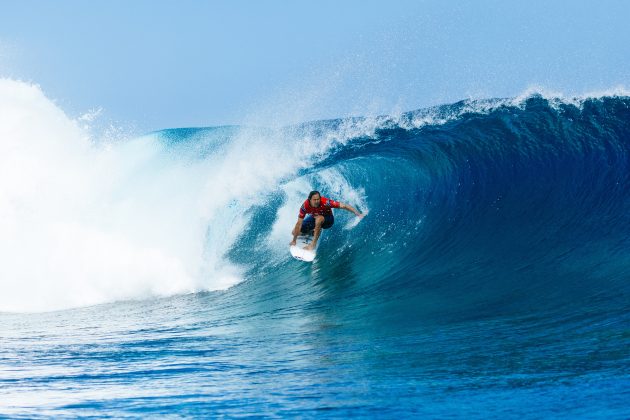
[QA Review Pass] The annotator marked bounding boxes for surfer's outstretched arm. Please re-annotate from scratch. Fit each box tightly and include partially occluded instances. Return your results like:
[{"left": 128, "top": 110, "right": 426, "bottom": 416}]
[
  {"left": 340, "top": 203, "right": 364, "bottom": 218},
  {"left": 290, "top": 217, "right": 304, "bottom": 245}
]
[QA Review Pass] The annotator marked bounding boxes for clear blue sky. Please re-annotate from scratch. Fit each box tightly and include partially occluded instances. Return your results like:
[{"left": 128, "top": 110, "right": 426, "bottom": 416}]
[{"left": 1, "top": 0, "right": 629, "bottom": 131}]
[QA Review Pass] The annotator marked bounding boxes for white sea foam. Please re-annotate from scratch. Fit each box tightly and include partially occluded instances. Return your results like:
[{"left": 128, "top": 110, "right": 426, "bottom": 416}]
[
  {"left": 0, "top": 79, "right": 346, "bottom": 313},
  {"left": 0, "top": 79, "right": 216, "bottom": 312}
]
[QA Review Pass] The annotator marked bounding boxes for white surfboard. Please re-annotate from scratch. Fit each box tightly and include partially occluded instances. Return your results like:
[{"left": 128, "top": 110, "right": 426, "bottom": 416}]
[{"left": 290, "top": 232, "right": 319, "bottom": 262}]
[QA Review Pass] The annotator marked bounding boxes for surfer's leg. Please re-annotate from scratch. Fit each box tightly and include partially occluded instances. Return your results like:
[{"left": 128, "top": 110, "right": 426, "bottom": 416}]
[
  {"left": 321, "top": 214, "right": 334, "bottom": 229},
  {"left": 300, "top": 215, "right": 315, "bottom": 234},
  {"left": 306, "top": 215, "right": 324, "bottom": 250}
]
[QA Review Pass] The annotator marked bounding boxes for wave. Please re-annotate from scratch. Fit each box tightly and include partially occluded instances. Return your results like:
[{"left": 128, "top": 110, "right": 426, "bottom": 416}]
[
  {"left": 240, "top": 93, "right": 630, "bottom": 324},
  {"left": 1, "top": 78, "right": 630, "bottom": 317}
]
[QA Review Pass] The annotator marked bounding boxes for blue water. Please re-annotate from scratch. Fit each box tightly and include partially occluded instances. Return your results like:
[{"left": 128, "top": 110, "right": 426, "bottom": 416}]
[{"left": 1, "top": 94, "right": 630, "bottom": 417}]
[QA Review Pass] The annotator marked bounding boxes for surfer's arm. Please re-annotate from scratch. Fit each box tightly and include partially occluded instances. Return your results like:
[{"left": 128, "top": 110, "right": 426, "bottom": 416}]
[
  {"left": 291, "top": 217, "right": 304, "bottom": 244},
  {"left": 339, "top": 203, "right": 364, "bottom": 218}
]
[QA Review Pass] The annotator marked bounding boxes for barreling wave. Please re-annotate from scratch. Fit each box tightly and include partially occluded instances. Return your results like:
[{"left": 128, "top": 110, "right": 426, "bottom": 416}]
[
  {"left": 1, "top": 77, "right": 630, "bottom": 318},
  {"left": 232, "top": 93, "right": 630, "bottom": 323}
]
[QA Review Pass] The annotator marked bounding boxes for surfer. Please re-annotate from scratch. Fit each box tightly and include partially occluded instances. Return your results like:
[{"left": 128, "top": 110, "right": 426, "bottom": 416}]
[{"left": 290, "top": 191, "right": 364, "bottom": 251}]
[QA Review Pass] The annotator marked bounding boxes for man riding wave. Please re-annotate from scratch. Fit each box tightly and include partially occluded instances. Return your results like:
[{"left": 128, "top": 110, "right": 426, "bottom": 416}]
[{"left": 290, "top": 191, "right": 364, "bottom": 251}]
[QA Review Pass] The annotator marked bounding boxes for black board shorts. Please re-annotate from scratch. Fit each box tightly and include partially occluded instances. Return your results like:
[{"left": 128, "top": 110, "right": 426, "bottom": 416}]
[{"left": 301, "top": 214, "right": 334, "bottom": 233}]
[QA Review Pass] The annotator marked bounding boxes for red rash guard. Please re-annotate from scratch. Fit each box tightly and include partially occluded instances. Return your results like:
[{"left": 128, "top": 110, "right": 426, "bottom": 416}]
[{"left": 299, "top": 197, "right": 340, "bottom": 218}]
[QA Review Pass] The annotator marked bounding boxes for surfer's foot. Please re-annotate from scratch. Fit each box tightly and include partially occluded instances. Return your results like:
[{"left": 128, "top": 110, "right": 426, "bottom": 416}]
[{"left": 304, "top": 244, "right": 314, "bottom": 251}]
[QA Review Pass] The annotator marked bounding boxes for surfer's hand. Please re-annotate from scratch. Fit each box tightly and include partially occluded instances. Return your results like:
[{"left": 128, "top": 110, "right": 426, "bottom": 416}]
[{"left": 357, "top": 213, "right": 365, "bottom": 219}]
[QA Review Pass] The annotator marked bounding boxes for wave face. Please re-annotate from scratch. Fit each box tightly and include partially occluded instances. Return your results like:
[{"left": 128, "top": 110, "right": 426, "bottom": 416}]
[
  {"left": 1, "top": 80, "right": 629, "bottom": 417},
  {"left": 233, "top": 93, "right": 630, "bottom": 324}
]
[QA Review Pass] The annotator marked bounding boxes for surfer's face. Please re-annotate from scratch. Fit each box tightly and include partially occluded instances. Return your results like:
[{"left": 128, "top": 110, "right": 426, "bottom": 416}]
[{"left": 310, "top": 194, "right": 321, "bottom": 207}]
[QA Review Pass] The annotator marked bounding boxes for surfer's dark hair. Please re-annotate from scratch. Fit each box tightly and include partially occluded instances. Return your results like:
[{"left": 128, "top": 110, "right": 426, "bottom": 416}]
[{"left": 308, "top": 191, "right": 321, "bottom": 200}]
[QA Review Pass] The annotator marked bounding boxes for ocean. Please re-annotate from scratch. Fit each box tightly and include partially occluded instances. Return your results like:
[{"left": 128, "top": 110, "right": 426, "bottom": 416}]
[{"left": 1, "top": 79, "right": 629, "bottom": 417}]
